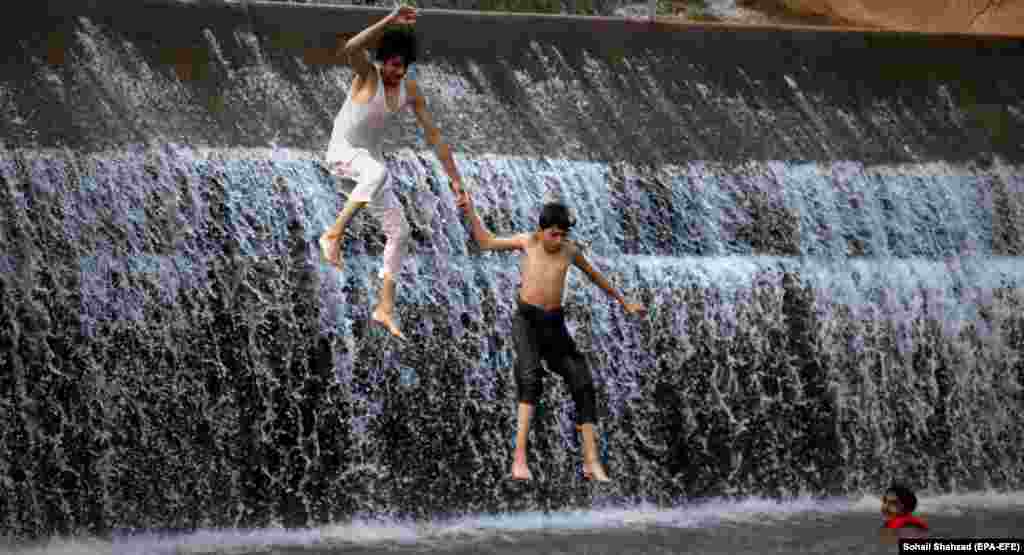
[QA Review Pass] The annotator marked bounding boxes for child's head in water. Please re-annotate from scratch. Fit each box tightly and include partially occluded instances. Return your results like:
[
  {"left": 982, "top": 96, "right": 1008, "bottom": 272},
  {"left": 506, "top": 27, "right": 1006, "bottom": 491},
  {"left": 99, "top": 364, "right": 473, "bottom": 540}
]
[
  {"left": 881, "top": 484, "right": 918, "bottom": 518},
  {"left": 538, "top": 202, "right": 575, "bottom": 254},
  {"left": 880, "top": 484, "right": 929, "bottom": 539}
]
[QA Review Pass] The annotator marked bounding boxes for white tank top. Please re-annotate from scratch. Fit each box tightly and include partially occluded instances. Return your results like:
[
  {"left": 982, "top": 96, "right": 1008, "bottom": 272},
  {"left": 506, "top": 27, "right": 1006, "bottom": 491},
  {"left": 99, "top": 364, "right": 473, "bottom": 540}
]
[{"left": 326, "top": 65, "right": 409, "bottom": 162}]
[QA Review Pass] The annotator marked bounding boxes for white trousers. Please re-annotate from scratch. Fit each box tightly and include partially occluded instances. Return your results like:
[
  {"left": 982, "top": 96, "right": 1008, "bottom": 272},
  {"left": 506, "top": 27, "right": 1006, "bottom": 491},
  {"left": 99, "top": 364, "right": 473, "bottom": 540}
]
[{"left": 326, "top": 146, "right": 410, "bottom": 279}]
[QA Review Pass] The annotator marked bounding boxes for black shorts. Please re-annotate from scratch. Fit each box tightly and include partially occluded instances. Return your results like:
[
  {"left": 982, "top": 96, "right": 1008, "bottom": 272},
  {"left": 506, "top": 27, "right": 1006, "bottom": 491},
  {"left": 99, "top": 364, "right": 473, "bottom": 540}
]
[{"left": 512, "top": 299, "right": 596, "bottom": 424}]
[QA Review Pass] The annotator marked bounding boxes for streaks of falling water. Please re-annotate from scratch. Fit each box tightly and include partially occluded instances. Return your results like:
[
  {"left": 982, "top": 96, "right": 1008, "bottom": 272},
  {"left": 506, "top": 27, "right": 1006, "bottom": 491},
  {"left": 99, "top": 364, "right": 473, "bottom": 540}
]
[{"left": 1, "top": 145, "right": 1022, "bottom": 539}]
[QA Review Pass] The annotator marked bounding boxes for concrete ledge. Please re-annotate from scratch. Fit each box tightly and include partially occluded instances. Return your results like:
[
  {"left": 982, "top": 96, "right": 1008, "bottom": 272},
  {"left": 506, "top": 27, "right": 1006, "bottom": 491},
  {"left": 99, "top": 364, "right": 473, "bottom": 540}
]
[{"left": 3, "top": 0, "right": 1022, "bottom": 162}]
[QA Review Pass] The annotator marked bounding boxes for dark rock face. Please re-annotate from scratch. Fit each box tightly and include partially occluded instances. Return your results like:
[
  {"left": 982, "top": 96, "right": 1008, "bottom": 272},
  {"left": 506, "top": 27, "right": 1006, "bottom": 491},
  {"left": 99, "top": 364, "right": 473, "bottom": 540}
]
[{"left": 1, "top": 0, "right": 1022, "bottom": 540}]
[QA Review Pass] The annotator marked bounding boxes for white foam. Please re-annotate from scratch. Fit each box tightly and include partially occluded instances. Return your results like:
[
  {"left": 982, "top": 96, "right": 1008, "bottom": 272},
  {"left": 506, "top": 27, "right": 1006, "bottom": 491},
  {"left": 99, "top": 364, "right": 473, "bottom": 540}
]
[
  {"left": 319, "top": 518, "right": 421, "bottom": 544},
  {"left": 4, "top": 493, "right": 1023, "bottom": 554},
  {"left": 849, "top": 490, "right": 1024, "bottom": 515},
  {"left": 0, "top": 538, "right": 114, "bottom": 555},
  {"left": 396, "top": 495, "right": 854, "bottom": 543},
  {"left": 112, "top": 528, "right": 320, "bottom": 555}
]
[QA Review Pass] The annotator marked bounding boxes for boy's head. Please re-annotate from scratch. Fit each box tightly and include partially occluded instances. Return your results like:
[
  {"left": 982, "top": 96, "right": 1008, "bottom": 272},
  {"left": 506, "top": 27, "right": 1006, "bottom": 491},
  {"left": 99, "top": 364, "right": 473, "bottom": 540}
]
[
  {"left": 375, "top": 28, "right": 418, "bottom": 86},
  {"left": 538, "top": 202, "right": 575, "bottom": 253},
  {"left": 882, "top": 484, "right": 918, "bottom": 517}
]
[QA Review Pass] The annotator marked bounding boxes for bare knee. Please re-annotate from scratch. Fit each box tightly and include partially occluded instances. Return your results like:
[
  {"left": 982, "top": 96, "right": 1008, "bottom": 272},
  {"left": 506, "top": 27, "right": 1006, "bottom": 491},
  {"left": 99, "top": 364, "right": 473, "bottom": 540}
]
[{"left": 344, "top": 198, "right": 369, "bottom": 211}]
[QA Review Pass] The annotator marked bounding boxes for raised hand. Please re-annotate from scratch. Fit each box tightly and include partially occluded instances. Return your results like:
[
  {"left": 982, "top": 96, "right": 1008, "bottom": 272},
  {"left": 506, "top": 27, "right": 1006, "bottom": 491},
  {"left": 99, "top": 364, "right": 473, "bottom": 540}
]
[
  {"left": 389, "top": 3, "right": 417, "bottom": 25},
  {"left": 623, "top": 301, "right": 646, "bottom": 316}
]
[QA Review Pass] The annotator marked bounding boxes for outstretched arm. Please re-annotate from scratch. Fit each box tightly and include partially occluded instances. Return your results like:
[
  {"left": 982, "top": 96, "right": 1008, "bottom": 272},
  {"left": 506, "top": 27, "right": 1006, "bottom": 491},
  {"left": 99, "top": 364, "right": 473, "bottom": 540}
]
[
  {"left": 341, "top": 5, "right": 416, "bottom": 77},
  {"left": 409, "top": 80, "right": 463, "bottom": 195},
  {"left": 574, "top": 250, "right": 645, "bottom": 314},
  {"left": 457, "top": 193, "right": 526, "bottom": 252}
]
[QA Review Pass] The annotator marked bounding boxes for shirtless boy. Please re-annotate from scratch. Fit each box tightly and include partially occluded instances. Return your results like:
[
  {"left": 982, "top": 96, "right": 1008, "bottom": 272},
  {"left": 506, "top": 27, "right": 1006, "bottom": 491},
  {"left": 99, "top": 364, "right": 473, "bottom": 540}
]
[{"left": 458, "top": 192, "right": 646, "bottom": 481}]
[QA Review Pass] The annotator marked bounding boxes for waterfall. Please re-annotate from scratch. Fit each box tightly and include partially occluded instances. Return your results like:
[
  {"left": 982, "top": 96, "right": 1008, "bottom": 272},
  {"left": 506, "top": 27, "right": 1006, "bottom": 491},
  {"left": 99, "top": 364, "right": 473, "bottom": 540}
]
[{"left": 1, "top": 0, "right": 1022, "bottom": 539}]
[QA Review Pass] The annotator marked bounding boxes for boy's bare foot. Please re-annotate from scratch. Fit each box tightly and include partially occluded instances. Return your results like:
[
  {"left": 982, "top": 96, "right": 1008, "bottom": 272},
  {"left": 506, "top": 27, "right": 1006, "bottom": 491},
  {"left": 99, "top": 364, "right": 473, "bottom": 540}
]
[
  {"left": 582, "top": 461, "right": 611, "bottom": 482},
  {"left": 511, "top": 460, "right": 532, "bottom": 481},
  {"left": 319, "top": 234, "right": 343, "bottom": 269},
  {"left": 371, "top": 307, "right": 406, "bottom": 340}
]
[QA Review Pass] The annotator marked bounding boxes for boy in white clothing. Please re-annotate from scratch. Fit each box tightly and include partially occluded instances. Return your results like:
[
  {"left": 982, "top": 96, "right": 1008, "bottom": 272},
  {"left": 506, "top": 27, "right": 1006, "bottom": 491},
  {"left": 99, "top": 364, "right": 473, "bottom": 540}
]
[{"left": 319, "top": 4, "right": 464, "bottom": 339}]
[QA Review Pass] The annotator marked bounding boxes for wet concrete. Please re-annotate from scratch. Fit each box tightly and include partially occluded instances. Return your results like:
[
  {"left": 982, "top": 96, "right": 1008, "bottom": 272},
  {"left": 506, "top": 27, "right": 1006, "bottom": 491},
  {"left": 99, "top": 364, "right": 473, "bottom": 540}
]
[
  {"left": 1, "top": 0, "right": 1023, "bottom": 541},
  {"left": 3, "top": 0, "right": 1023, "bottom": 163}
]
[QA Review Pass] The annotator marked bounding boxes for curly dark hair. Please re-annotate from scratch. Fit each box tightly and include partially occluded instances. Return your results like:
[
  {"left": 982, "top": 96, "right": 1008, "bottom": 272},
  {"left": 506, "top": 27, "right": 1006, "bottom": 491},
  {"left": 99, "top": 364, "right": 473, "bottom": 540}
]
[{"left": 375, "top": 27, "right": 418, "bottom": 67}]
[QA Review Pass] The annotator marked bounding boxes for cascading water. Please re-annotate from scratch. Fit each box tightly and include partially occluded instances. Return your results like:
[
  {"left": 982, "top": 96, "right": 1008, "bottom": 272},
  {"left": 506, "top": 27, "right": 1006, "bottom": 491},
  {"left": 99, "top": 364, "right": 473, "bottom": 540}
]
[{"left": 1, "top": 0, "right": 1023, "bottom": 543}]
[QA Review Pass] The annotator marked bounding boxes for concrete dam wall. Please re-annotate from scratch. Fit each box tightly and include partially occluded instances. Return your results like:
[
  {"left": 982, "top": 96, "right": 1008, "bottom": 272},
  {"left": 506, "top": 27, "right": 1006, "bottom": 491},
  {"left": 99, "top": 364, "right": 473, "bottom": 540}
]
[{"left": 1, "top": 0, "right": 1023, "bottom": 539}]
